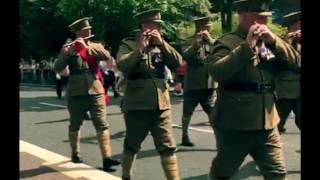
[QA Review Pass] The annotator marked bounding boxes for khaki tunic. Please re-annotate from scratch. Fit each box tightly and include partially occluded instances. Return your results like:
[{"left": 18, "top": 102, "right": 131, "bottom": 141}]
[
  {"left": 208, "top": 28, "right": 300, "bottom": 179},
  {"left": 116, "top": 37, "right": 182, "bottom": 154},
  {"left": 116, "top": 38, "right": 182, "bottom": 111},
  {"left": 275, "top": 42, "right": 301, "bottom": 99},
  {"left": 54, "top": 41, "right": 112, "bottom": 96},
  {"left": 54, "top": 40, "right": 113, "bottom": 132},
  {"left": 182, "top": 37, "right": 217, "bottom": 91},
  {"left": 208, "top": 29, "right": 301, "bottom": 130}
]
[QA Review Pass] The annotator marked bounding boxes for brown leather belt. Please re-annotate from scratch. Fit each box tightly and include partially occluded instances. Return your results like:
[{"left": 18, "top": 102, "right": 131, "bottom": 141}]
[{"left": 222, "top": 82, "right": 274, "bottom": 93}]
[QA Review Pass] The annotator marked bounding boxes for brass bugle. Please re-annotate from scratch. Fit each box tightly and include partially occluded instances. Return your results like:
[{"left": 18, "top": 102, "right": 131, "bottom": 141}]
[
  {"left": 288, "top": 31, "right": 301, "bottom": 38},
  {"left": 253, "top": 30, "right": 260, "bottom": 36},
  {"left": 143, "top": 31, "right": 152, "bottom": 37},
  {"left": 64, "top": 35, "right": 95, "bottom": 47}
]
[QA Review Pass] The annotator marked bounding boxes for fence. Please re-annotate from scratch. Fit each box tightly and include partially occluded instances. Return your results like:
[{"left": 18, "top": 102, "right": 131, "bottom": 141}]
[{"left": 20, "top": 68, "right": 57, "bottom": 85}]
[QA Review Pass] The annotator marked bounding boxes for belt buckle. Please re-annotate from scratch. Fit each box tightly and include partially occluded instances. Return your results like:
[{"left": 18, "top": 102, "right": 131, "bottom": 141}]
[
  {"left": 257, "top": 83, "right": 272, "bottom": 93},
  {"left": 257, "top": 82, "right": 264, "bottom": 93}
]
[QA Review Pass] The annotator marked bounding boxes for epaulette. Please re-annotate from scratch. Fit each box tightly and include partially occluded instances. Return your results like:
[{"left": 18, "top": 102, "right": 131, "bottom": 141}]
[
  {"left": 121, "top": 36, "right": 135, "bottom": 42},
  {"left": 214, "top": 32, "right": 244, "bottom": 51},
  {"left": 182, "top": 37, "right": 194, "bottom": 46},
  {"left": 88, "top": 41, "right": 105, "bottom": 50},
  {"left": 120, "top": 37, "right": 136, "bottom": 50}
]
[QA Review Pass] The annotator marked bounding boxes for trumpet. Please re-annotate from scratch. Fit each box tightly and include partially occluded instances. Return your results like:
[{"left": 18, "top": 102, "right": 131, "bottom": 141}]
[
  {"left": 256, "top": 39, "right": 275, "bottom": 61},
  {"left": 287, "top": 30, "right": 301, "bottom": 38},
  {"left": 253, "top": 30, "right": 260, "bottom": 36},
  {"left": 63, "top": 35, "right": 95, "bottom": 47},
  {"left": 143, "top": 32, "right": 151, "bottom": 36}
]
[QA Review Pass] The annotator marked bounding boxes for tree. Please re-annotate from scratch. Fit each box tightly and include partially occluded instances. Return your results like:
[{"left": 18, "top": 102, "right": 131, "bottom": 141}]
[
  {"left": 20, "top": 0, "right": 70, "bottom": 60},
  {"left": 210, "top": 0, "right": 234, "bottom": 33},
  {"left": 56, "top": 0, "right": 214, "bottom": 54},
  {"left": 25, "top": 0, "right": 291, "bottom": 58}
]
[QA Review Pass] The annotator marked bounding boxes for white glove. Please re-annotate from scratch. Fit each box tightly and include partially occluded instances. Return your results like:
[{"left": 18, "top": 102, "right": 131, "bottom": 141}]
[{"left": 56, "top": 73, "right": 61, "bottom": 80}]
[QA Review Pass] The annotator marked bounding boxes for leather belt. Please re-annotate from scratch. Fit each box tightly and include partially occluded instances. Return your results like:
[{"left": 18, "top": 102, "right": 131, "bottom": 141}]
[
  {"left": 127, "top": 74, "right": 164, "bottom": 80},
  {"left": 222, "top": 82, "right": 274, "bottom": 93},
  {"left": 70, "top": 69, "right": 91, "bottom": 75}
]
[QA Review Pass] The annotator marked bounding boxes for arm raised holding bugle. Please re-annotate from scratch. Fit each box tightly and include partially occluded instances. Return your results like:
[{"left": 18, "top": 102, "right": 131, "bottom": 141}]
[
  {"left": 285, "top": 30, "right": 301, "bottom": 45},
  {"left": 63, "top": 35, "right": 95, "bottom": 47},
  {"left": 55, "top": 35, "right": 94, "bottom": 72},
  {"left": 246, "top": 23, "right": 300, "bottom": 68},
  {"left": 54, "top": 38, "right": 73, "bottom": 73}
]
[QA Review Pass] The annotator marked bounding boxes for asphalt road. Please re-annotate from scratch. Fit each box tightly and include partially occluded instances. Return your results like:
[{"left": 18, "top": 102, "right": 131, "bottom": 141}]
[{"left": 20, "top": 84, "right": 300, "bottom": 180}]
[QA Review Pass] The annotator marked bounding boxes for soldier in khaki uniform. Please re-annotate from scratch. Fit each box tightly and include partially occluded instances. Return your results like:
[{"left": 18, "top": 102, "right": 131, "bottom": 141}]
[
  {"left": 116, "top": 9, "right": 182, "bottom": 180},
  {"left": 180, "top": 17, "right": 217, "bottom": 146},
  {"left": 275, "top": 11, "right": 301, "bottom": 133},
  {"left": 54, "top": 17, "right": 120, "bottom": 171},
  {"left": 207, "top": 0, "right": 301, "bottom": 179}
]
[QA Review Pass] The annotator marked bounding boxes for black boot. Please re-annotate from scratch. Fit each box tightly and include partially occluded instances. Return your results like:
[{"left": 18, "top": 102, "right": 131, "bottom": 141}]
[
  {"left": 278, "top": 125, "right": 286, "bottom": 134},
  {"left": 84, "top": 112, "right": 91, "bottom": 121},
  {"left": 71, "top": 154, "right": 83, "bottom": 163},
  {"left": 69, "top": 131, "right": 83, "bottom": 163},
  {"left": 103, "top": 158, "right": 121, "bottom": 172},
  {"left": 181, "top": 135, "right": 194, "bottom": 147},
  {"left": 114, "top": 91, "right": 120, "bottom": 98},
  {"left": 122, "top": 177, "right": 131, "bottom": 180}
]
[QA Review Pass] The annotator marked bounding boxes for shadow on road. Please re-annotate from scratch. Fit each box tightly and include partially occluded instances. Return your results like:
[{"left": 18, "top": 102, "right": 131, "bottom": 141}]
[
  {"left": 35, "top": 118, "right": 69, "bottom": 124},
  {"left": 190, "top": 122, "right": 211, "bottom": 127},
  {"left": 231, "top": 161, "right": 261, "bottom": 180},
  {"left": 20, "top": 96, "right": 66, "bottom": 112},
  {"left": 20, "top": 85, "right": 55, "bottom": 92},
  {"left": 230, "top": 161, "right": 301, "bottom": 179},
  {"left": 20, "top": 160, "right": 92, "bottom": 179},
  {"left": 182, "top": 174, "right": 208, "bottom": 180},
  {"left": 108, "top": 94, "right": 183, "bottom": 106},
  {"left": 20, "top": 95, "right": 122, "bottom": 112},
  {"left": 110, "top": 147, "right": 217, "bottom": 161},
  {"left": 111, "top": 149, "right": 159, "bottom": 160},
  {"left": 282, "top": 132, "right": 301, "bottom": 135},
  {"left": 108, "top": 112, "right": 123, "bottom": 116},
  {"left": 62, "top": 131, "right": 126, "bottom": 145},
  {"left": 176, "top": 147, "right": 216, "bottom": 153},
  {"left": 20, "top": 166, "right": 57, "bottom": 179},
  {"left": 288, "top": 170, "right": 301, "bottom": 174}
]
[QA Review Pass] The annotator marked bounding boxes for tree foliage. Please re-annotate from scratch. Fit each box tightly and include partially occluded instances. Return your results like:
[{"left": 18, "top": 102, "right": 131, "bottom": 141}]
[
  {"left": 20, "top": 0, "right": 70, "bottom": 60},
  {"left": 20, "top": 0, "right": 291, "bottom": 59},
  {"left": 55, "top": 0, "right": 214, "bottom": 54}
]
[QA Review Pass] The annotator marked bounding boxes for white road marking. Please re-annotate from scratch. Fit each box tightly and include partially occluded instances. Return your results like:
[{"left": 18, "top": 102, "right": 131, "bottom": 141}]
[
  {"left": 31, "top": 107, "right": 41, "bottom": 109},
  {"left": 172, "top": 124, "right": 214, "bottom": 134},
  {"left": 20, "top": 140, "right": 121, "bottom": 180},
  {"left": 40, "top": 102, "right": 67, "bottom": 108},
  {"left": 39, "top": 102, "right": 214, "bottom": 134}
]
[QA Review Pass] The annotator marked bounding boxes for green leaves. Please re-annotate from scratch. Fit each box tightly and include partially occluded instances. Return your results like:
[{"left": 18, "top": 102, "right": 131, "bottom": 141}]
[
  {"left": 267, "top": 18, "right": 288, "bottom": 38},
  {"left": 20, "top": 0, "right": 291, "bottom": 60},
  {"left": 54, "top": 0, "right": 215, "bottom": 52}
]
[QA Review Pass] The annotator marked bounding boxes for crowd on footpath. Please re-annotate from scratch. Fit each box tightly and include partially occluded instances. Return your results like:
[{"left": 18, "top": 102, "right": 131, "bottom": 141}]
[
  {"left": 19, "top": 55, "right": 188, "bottom": 98},
  {"left": 19, "top": 57, "right": 56, "bottom": 84}
]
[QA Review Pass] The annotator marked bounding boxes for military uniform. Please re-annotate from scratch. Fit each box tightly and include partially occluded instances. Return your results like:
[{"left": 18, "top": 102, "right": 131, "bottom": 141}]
[
  {"left": 275, "top": 11, "right": 301, "bottom": 133},
  {"left": 54, "top": 17, "right": 120, "bottom": 171},
  {"left": 116, "top": 9, "right": 182, "bottom": 180},
  {"left": 207, "top": 1, "right": 301, "bottom": 179},
  {"left": 180, "top": 17, "right": 217, "bottom": 146}
]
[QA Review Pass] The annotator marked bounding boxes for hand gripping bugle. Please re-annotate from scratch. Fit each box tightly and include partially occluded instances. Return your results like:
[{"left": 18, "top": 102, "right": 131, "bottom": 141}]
[
  {"left": 287, "top": 30, "right": 301, "bottom": 38},
  {"left": 63, "top": 35, "right": 95, "bottom": 47}
]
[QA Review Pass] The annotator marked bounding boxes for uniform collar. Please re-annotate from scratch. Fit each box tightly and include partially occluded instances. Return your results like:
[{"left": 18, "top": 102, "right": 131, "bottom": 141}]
[{"left": 234, "top": 27, "right": 248, "bottom": 39}]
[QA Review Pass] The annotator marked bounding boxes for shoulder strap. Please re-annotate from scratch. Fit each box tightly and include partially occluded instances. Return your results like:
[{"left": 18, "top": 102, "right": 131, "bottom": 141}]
[{"left": 215, "top": 32, "right": 245, "bottom": 51}]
